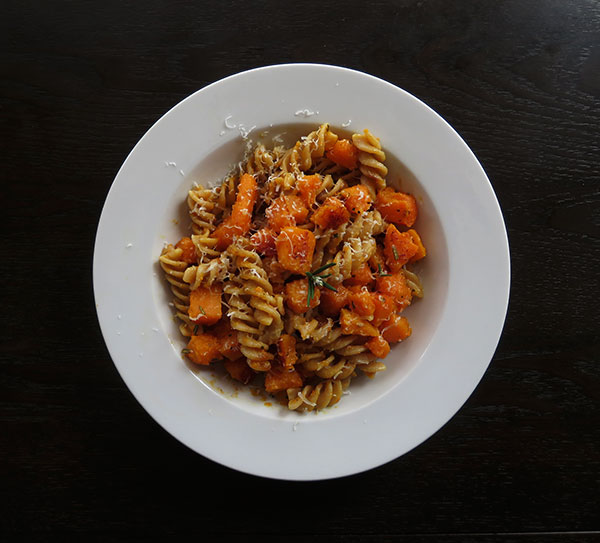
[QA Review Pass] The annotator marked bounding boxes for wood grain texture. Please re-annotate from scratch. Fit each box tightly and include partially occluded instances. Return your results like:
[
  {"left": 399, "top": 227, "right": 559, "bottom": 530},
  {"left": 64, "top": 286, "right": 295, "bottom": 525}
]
[{"left": 1, "top": 0, "right": 598, "bottom": 540}]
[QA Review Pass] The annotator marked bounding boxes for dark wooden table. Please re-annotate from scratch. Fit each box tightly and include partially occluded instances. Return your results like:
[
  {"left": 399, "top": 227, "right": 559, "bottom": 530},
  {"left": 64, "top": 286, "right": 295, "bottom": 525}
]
[{"left": 2, "top": 1, "right": 599, "bottom": 540}]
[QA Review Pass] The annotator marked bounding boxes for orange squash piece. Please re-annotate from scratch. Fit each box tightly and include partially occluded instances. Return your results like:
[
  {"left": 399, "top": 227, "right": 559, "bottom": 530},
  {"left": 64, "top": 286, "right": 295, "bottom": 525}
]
[
  {"left": 371, "top": 293, "right": 395, "bottom": 327},
  {"left": 266, "top": 194, "right": 309, "bottom": 232},
  {"left": 230, "top": 173, "right": 258, "bottom": 228},
  {"left": 311, "top": 197, "right": 350, "bottom": 230},
  {"left": 285, "top": 278, "right": 320, "bottom": 313},
  {"left": 406, "top": 229, "right": 427, "bottom": 262},
  {"left": 384, "top": 224, "right": 418, "bottom": 272},
  {"left": 185, "top": 334, "right": 221, "bottom": 365},
  {"left": 340, "top": 308, "right": 379, "bottom": 337},
  {"left": 297, "top": 174, "right": 322, "bottom": 208},
  {"left": 376, "top": 272, "right": 413, "bottom": 311},
  {"left": 275, "top": 226, "right": 315, "bottom": 274},
  {"left": 375, "top": 187, "right": 418, "bottom": 227},
  {"left": 214, "top": 173, "right": 258, "bottom": 250},
  {"left": 380, "top": 314, "right": 412, "bottom": 343},
  {"left": 210, "top": 320, "right": 241, "bottom": 361},
  {"left": 213, "top": 222, "right": 245, "bottom": 252},
  {"left": 188, "top": 285, "right": 222, "bottom": 325},
  {"left": 265, "top": 365, "right": 303, "bottom": 393},
  {"left": 278, "top": 334, "right": 297, "bottom": 367},
  {"left": 344, "top": 262, "right": 374, "bottom": 287},
  {"left": 224, "top": 358, "right": 255, "bottom": 384},
  {"left": 340, "top": 185, "right": 372, "bottom": 214},
  {"left": 320, "top": 285, "right": 349, "bottom": 316},
  {"left": 326, "top": 139, "right": 359, "bottom": 169},
  {"left": 348, "top": 286, "right": 376, "bottom": 318},
  {"left": 175, "top": 237, "right": 196, "bottom": 264},
  {"left": 250, "top": 228, "right": 277, "bottom": 256},
  {"left": 365, "top": 336, "right": 391, "bottom": 358}
]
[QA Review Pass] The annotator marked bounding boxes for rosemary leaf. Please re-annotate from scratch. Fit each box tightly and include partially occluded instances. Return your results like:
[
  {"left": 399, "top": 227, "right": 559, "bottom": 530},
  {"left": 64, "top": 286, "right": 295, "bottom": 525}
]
[
  {"left": 378, "top": 263, "right": 391, "bottom": 277},
  {"left": 313, "top": 262, "right": 336, "bottom": 275},
  {"left": 321, "top": 281, "right": 338, "bottom": 292},
  {"left": 307, "top": 279, "right": 315, "bottom": 307}
]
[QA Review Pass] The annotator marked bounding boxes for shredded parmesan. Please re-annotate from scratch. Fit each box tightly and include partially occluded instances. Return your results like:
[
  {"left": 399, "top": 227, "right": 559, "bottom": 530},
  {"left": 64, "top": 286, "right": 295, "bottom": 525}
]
[
  {"left": 297, "top": 390, "right": 316, "bottom": 407},
  {"left": 224, "top": 115, "right": 236, "bottom": 129},
  {"left": 238, "top": 124, "right": 256, "bottom": 139},
  {"left": 272, "top": 132, "right": 286, "bottom": 144},
  {"left": 295, "top": 109, "right": 318, "bottom": 117}
]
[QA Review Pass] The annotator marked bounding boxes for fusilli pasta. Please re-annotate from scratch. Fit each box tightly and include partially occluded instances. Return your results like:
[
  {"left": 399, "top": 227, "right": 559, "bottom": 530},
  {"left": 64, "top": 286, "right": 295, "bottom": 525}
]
[{"left": 159, "top": 123, "right": 426, "bottom": 411}]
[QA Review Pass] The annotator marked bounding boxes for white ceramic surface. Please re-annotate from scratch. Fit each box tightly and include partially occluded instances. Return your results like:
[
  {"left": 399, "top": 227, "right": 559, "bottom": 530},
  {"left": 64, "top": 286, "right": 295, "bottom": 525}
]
[{"left": 93, "top": 64, "right": 510, "bottom": 480}]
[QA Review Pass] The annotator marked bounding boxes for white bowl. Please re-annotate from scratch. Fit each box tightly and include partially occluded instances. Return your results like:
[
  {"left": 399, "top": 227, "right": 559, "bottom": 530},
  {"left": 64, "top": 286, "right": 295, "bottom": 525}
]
[{"left": 93, "top": 63, "right": 510, "bottom": 480}]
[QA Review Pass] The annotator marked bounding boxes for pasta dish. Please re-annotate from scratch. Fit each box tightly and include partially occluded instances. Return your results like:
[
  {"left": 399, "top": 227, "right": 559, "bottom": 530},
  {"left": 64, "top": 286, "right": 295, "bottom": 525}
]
[{"left": 159, "top": 123, "right": 426, "bottom": 411}]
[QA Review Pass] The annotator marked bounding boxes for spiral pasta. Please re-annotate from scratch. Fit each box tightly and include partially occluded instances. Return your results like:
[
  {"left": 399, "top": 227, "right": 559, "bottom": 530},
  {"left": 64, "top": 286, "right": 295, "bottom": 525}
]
[
  {"left": 312, "top": 327, "right": 376, "bottom": 366},
  {"left": 159, "top": 123, "right": 426, "bottom": 411},
  {"left": 285, "top": 378, "right": 351, "bottom": 411},
  {"left": 352, "top": 129, "right": 388, "bottom": 199},
  {"left": 159, "top": 244, "right": 193, "bottom": 337},
  {"left": 223, "top": 280, "right": 273, "bottom": 372},
  {"left": 224, "top": 242, "right": 284, "bottom": 371},
  {"left": 282, "top": 123, "right": 339, "bottom": 174},
  {"left": 188, "top": 184, "right": 219, "bottom": 235}
]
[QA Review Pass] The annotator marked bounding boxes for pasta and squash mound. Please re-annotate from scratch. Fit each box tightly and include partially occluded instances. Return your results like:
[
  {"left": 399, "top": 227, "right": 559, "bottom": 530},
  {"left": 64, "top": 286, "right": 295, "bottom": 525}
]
[{"left": 159, "top": 124, "right": 426, "bottom": 412}]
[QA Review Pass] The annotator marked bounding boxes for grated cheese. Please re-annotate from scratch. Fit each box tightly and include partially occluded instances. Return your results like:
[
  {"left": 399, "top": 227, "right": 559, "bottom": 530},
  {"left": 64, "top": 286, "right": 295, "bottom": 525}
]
[
  {"left": 224, "top": 115, "right": 236, "bottom": 129},
  {"left": 297, "top": 390, "right": 316, "bottom": 407},
  {"left": 271, "top": 132, "right": 286, "bottom": 144},
  {"left": 238, "top": 124, "right": 256, "bottom": 139},
  {"left": 295, "top": 109, "right": 319, "bottom": 117}
]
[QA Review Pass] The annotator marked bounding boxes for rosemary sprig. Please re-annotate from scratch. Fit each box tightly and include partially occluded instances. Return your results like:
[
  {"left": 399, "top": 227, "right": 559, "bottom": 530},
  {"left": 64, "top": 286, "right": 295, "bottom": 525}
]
[
  {"left": 305, "top": 262, "right": 337, "bottom": 307},
  {"left": 378, "top": 263, "right": 391, "bottom": 277}
]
